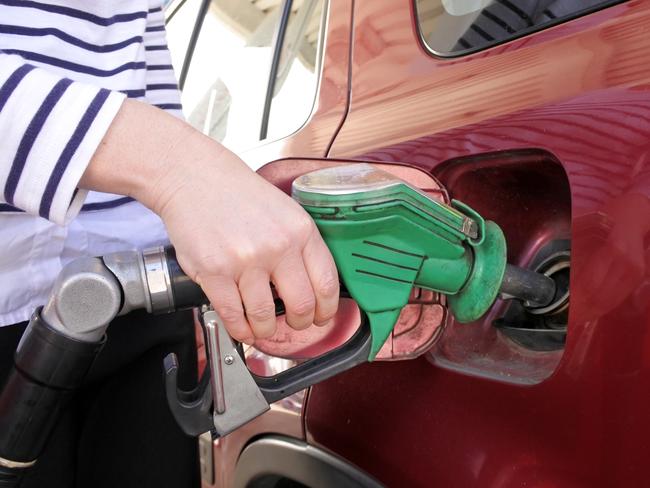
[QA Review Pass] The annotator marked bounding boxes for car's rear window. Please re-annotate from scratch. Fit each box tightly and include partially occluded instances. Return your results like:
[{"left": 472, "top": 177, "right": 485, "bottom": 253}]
[{"left": 415, "top": 0, "right": 626, "bottom": 56}]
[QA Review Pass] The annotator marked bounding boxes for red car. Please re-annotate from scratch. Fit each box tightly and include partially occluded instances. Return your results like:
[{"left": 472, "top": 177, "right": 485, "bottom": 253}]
[{"left": 165, "top": 0, "right": 650, "bottom": 486}]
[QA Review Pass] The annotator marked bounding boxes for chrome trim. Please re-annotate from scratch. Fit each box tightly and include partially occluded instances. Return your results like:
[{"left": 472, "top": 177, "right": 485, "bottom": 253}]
[
  {"left": 198, "top": 432, "right": 214, "bottom": 485},
  {"left": 234, "top": 435, "right": 383, "bottom": 488},
  {"left": 142, "top": 246, "right": 174, "bottom": 314}
]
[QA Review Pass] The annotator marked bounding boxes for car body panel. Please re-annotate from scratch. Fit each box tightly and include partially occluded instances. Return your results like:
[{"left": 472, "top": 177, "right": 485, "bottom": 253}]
[{"left": 304, "top": 1, "right": 650, "bottom": 487}]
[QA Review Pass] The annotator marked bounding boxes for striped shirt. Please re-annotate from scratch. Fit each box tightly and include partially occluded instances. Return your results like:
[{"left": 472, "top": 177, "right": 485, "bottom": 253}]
[{"left": 0, "top": 0, "right": 182, "bottom": 326}]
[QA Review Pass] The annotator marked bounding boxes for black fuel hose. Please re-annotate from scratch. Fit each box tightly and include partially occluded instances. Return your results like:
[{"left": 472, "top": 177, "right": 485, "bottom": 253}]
[{"left": 0, "top": 311, "right": 105, "bottom": 487}]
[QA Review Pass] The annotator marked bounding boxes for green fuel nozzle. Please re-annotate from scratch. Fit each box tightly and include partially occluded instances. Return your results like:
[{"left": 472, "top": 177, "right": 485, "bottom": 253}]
[
  {"left": 293, "top": 164, "right": 550, "bottom": 360},
  {"left": 7, "top": 164, "right": 559, "bottom": 449},
  {"left": 163, "top": 163, "right": 555, "bottom": 435}
]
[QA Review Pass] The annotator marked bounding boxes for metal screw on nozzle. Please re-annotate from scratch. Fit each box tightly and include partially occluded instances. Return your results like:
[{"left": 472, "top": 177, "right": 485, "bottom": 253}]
[{"left": 224, "top": 355, "right": 234, "bottom": 365}]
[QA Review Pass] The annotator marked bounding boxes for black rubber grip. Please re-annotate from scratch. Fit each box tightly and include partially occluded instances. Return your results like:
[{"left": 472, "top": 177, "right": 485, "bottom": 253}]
[
  {"left": 254, "top": 315, "right": 371, "bottom": 404},
  {"left": 164, "top": 246, "right": 207, "bottom": 310}
]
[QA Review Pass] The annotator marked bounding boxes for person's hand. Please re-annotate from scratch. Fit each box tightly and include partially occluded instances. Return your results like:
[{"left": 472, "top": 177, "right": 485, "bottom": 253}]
[
  {"left": 80, "top": 100, "right": 339, "bottom": 344},
  {"left": 148, "top": 144, "right": 340, "bottom": 344}
]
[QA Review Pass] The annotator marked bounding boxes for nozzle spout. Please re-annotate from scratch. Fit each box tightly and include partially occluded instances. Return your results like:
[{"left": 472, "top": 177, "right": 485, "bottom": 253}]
[{"left": 499, "top": 264, "right": 557, "bottom": 308}]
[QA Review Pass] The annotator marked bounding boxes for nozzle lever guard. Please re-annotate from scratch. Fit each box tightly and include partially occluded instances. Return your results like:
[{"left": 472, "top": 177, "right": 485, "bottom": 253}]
[
  {"left": 164, "top": 294, "right": 371, "bottom": 437},
  {"left": 163, "top": 354, "right": 214, "bottom": 436}
]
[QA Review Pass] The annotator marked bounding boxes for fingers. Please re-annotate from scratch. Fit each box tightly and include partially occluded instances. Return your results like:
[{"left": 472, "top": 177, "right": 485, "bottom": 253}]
[
  {"left": 198, "top": 237, "right": 336, "bottom": 341},
  {"left": 200, "top": 275, "right": 255, "bottom": 345},
  {"left": 303, "top": 233, "right": 339, "bottom": 326},
  {"left": 238, "top": 268, "right": 277, "bottom": 339},
  {"left": 272, "top": 254, "right": 316, "bottom": 330}
]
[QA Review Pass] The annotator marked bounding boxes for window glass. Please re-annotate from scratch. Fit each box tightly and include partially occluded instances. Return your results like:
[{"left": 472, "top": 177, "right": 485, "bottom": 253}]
[
  {"left": 181, "top": 1, "right": 282, "bottom": 152},
  {"left": 264, "top": 0, "right": 325, "bottom": 141},
  {"left": 165, "top": 0, "right": 203, "bottom": 75},
  {"left": 179, "top": 0, "right": 326, "bottom": 153},
  {"left": 415, "top": 0, "right": 623, "bottom": 55}
]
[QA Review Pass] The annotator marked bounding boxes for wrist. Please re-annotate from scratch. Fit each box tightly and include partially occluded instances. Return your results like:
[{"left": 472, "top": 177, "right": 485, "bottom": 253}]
[
  {"left": 133, "top": 125, "right": 215, "bottom": 214},
  {"left": 81, "top": 99, "right": 232, "bottom": 215}
]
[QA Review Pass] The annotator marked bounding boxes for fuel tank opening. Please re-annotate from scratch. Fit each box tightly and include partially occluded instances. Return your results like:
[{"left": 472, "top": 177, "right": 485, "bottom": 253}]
[
  {"left": 524, "top": 250, "right": 570, "bottom": 318},
  {"left": 429, "top": 149, "right": 572, "bottom": 382}
]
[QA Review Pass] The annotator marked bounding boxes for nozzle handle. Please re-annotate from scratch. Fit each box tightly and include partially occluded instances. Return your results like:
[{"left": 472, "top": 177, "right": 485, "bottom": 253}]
[{"left": 163, "top": 246, "right": 207, "bottom": 310}]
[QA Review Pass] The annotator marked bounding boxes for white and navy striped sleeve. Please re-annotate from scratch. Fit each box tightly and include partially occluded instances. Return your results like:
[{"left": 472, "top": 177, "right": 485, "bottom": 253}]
[
  {"left": 0, "top": 51, "right": 125, "bottom": 225},
  {"left": 143, "top": 5, "right": 182, "bottom": 117}
]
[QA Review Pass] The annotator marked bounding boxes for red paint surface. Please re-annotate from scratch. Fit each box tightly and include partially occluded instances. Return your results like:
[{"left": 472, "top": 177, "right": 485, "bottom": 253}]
[{"left": 305, "top": 1, "right": 650, "bottom": 487}]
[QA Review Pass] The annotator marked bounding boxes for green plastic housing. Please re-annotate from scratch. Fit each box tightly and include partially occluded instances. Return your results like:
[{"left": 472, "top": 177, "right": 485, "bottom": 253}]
[{"left": 292, "top": 164, "right": 507, "bottom": 360}]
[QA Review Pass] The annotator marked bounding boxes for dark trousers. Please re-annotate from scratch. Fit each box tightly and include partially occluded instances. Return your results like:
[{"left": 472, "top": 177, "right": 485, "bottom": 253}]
[{"left": 0, "top": 309, "right": 200, "bottom": 488}]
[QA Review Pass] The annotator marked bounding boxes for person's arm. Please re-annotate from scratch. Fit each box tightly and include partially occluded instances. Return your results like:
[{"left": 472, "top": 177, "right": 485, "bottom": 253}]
[
  {"left": 81, "top": 99, "right": 340, "bottom": 343},
  {"left": 0, "top": 50, "right": 339, "bottom": 343},
  {"left": 0, "top": 52, "right": 124, "bottom": 222}
]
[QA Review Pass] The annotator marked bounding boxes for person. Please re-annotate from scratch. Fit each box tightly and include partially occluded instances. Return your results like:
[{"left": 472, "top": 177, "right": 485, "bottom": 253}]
[{"left": 0, "top": 1, "right": 339, "bottom": 487}]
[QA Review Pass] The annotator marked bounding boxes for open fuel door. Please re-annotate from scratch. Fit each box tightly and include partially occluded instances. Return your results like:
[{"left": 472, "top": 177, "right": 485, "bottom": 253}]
[{"left": 253, "top": 158, "right": 449, "bottom": 362}]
